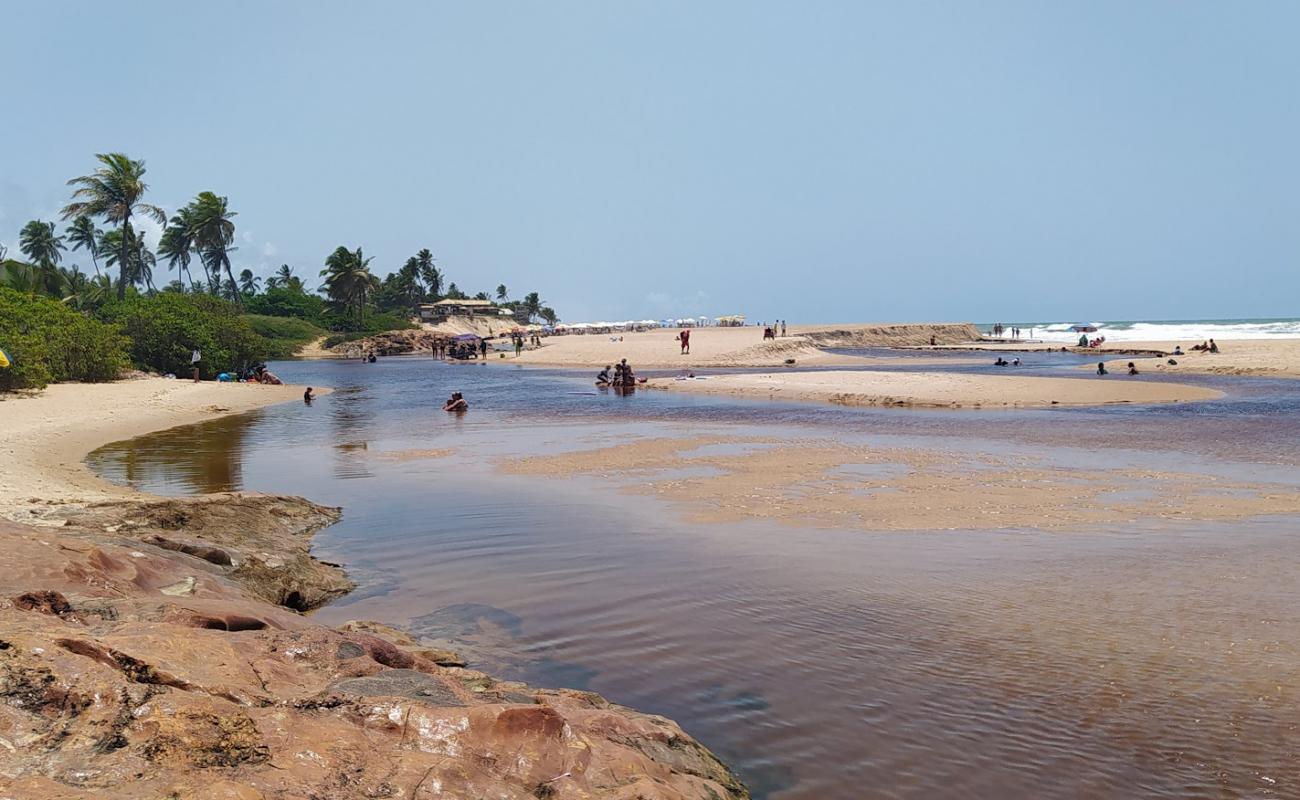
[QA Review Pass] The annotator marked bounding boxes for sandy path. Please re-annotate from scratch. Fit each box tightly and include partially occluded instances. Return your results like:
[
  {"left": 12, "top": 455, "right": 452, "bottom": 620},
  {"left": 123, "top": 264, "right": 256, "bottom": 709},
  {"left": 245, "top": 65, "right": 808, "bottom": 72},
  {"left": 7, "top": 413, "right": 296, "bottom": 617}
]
[
  {"left": 0, "top": 378, "right": 313, "bottom": 518},
  {"left": 645, "top": 369, "right": 1222, "bottom": 408}
]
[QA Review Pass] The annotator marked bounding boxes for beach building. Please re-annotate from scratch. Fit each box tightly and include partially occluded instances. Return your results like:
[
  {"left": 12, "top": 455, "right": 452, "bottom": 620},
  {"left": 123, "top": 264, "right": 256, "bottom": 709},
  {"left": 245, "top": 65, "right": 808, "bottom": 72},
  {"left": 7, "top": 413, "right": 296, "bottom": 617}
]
[{"left": 418, "top": 298, "right": 514, "bottom": 323}]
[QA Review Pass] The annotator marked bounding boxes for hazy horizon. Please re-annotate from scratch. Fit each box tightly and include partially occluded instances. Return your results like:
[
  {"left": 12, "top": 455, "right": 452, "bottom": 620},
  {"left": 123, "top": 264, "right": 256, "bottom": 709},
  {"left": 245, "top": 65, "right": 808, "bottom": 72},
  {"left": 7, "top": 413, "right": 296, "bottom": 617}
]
[{"left": 3, "top": 1, "right": 1297, "bottom": 324}]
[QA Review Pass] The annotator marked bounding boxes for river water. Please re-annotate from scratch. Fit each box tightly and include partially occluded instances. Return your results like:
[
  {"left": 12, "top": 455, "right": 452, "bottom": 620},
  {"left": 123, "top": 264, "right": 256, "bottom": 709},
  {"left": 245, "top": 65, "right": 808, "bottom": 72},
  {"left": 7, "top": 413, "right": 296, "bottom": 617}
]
[{"left": 88, "top": 357, "right": 1300, "bottom": 799}]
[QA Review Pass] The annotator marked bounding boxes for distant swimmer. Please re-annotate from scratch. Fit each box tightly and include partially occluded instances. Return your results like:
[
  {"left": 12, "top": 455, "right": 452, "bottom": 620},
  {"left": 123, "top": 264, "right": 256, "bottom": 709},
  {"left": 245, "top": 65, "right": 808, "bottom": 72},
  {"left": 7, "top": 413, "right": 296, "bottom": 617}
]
[
  {"left": 1097, "top": 362, "right": 1108, "bottom": 375},
  {"left": 443, "top": 391, "right": 468, "bottom": 412},
  {"left": 303, "top": 387, "right": 315, "bottom": 404}
]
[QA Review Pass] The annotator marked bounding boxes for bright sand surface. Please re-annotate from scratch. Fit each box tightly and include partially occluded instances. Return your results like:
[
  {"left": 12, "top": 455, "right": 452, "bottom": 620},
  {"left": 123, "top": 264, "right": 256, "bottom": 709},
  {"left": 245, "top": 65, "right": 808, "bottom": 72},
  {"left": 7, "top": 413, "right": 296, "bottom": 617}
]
[
  {"left": 1098, "top": 338, "right": 1300, "bottom": 379},
  {"left": 644, "top": 369, "right": 1222, "bottom": 409},
  {"left": 0, "top": 378, "right": 312, "bottom": 518},
  {"left": 496, "top": 323, "right": 983, "bottom": 370}
]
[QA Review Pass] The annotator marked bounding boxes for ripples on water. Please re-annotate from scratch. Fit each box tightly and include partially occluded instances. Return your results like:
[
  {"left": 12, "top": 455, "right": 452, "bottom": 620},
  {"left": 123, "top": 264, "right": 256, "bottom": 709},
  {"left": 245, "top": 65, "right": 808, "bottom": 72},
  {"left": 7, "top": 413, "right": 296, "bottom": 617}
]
[{"left": 87, "top": 357, "right": 1300, "bottom": 798}]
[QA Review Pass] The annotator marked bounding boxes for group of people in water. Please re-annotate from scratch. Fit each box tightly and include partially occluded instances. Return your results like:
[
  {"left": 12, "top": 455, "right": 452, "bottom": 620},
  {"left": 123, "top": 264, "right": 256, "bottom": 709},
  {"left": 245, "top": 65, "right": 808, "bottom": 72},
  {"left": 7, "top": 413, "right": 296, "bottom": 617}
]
[
  {"left": 596, "top": 359, "right": 642, "bottom": 389},
  {"left": 430, "top": 338, "right": 488, "bottom": 360},
  {"left": 991, "top": 323, "right": 1029, "bottom": 339}
]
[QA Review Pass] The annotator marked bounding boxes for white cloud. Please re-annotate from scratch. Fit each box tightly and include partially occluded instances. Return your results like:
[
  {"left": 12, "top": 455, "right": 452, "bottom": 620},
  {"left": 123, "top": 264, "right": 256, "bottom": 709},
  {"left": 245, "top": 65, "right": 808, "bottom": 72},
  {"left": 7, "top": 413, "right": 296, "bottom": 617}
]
[{"left": 261, "top": 241, "right": 278, "bottom": 258}]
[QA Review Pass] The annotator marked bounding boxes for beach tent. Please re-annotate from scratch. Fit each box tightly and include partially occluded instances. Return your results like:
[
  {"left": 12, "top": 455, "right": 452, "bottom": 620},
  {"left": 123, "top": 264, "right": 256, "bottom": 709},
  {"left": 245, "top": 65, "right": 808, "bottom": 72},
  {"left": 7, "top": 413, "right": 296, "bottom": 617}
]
[
  {"left": 1069, "top": 325, "right": 1098, "bottom": 333},
  {"left": 0, "top": 347, "right": 10, "bottom": 369}
]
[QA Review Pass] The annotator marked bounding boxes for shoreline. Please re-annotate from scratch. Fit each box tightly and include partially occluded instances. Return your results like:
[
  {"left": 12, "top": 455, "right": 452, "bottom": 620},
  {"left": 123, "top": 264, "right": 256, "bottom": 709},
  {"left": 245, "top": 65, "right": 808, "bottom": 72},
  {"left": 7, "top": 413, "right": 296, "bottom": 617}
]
[
  {"left": 0, "top": 379, "right": 748, "bottom": 799},
  {"left": 644, "top": 369, "right": 1223, "bottom": 409}
]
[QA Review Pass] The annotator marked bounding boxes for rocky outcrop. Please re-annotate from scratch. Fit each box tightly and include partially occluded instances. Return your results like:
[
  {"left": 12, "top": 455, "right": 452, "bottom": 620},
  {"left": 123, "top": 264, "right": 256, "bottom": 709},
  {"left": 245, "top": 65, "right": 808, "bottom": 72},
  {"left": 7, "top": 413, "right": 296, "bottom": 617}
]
[
  {"left": 329, "top": 329, "right": 443, "bottom": 358},
  {"left": 0, "top": 499, "right": 748, "bottom": 799}
]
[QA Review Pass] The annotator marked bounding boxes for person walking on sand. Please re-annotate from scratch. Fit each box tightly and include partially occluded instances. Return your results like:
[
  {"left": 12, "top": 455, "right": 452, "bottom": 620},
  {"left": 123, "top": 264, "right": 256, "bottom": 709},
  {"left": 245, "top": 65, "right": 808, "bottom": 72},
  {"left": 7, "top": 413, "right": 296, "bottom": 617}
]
[
  {"left": 781, "top": 320, "right": 787, "bottom": 337},
  {"left": 680, "top": 328, "right": 691, "bottom": 355},
  {"left": 190, "top": 348, "right": 202, "bottom": 382}
]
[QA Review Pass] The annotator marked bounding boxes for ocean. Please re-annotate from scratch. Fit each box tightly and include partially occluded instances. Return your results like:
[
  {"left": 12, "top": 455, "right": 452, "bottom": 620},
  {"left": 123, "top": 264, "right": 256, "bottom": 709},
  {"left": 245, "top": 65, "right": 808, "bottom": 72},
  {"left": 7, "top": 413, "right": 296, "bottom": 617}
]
[{"left": 983, "top": 317, "right": 1300, "bottom": 342}]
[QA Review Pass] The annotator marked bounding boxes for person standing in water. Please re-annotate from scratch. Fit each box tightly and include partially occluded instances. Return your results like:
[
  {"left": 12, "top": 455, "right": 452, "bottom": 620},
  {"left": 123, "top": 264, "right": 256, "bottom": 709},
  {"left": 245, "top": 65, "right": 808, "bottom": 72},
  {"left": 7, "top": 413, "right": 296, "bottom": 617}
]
[{"left": 303, "top": 387, "right": 316, "bottom": 404}]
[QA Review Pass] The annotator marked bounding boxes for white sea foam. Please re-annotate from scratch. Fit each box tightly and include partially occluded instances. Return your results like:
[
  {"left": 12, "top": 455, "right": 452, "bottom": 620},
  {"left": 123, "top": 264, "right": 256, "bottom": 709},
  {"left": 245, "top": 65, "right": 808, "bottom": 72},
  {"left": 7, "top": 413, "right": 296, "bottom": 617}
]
[{"left": 1001, "top": 319, "right": 1300, "bottom": 343}]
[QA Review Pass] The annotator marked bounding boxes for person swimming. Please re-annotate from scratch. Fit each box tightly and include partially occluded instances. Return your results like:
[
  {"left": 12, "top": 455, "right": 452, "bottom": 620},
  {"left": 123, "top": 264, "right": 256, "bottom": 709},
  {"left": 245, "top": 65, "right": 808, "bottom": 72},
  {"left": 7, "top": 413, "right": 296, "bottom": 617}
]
[
  {"left": 443, "top": 391, "right": 468, "bottom": 412},
  {"left": 1097, "top": 362, "right": 1108, "bottom": 375}
]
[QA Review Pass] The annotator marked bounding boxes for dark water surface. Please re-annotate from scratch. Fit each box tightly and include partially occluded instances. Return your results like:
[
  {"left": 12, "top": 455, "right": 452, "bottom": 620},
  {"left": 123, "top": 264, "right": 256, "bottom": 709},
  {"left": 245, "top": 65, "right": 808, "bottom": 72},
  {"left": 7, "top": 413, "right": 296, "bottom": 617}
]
[{"left": 89, "top": 358, "right": 1300, "bottom": 799}]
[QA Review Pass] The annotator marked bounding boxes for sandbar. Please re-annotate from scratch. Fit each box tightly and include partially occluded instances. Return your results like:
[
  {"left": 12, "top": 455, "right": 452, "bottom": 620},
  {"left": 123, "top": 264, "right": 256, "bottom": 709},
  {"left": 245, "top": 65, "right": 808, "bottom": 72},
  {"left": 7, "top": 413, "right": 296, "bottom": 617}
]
[{"left": 644, "top": 369, "right": 1222, "bottom": 409}]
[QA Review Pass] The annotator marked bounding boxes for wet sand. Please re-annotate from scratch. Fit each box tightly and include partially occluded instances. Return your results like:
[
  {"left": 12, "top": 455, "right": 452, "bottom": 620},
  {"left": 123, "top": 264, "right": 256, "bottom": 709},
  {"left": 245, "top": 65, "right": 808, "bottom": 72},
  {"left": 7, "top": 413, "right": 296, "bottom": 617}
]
[
  {"left": 503, "top": 433, "right": 1300, "bottom": 530},
  {"left": 644, "top": 369, "right": 1222, "bottom": 409}
]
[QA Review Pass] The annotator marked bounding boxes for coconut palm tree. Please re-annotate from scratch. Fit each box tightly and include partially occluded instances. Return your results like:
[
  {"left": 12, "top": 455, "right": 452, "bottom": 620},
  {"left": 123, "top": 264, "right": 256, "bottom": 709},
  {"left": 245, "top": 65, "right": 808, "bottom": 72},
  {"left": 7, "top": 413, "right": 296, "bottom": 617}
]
[
  {"left": 496, "top": 284, "right": 509, "bottom": 302},
  {"left": 238, "top": 268, "right": 261, "bottom": 295},
  {"left": 66, "top": 216, "right": 102, "bottom": 278},
  {"left": 320, "top": 246, "right": 379, "bottom": 326},
  {"left": 101, "top": 228, "right": 157, "bottom": 293},
  {"left": 416, "top": 248, "right": 441, "bottom": 299},
  {"left": 19, "top": 220, "right": 67, "bottom": 296},
  {"left": 61, "top": 153, "right": 166, "bottom": 300},
  {"left": 158, "top": 206, "right": 199, "bottom": 291},
  {"left": 189, "top": 192, "right": 240, "bottom": 305},
  {"left": 522, "top": 291, "right": 543, "bottom": 322},
  {"left": 539, "top": 306, "right": 559, "bottom": 326},
  {"left": 265, "top": 264, "right": 295, "bottom": 290}
]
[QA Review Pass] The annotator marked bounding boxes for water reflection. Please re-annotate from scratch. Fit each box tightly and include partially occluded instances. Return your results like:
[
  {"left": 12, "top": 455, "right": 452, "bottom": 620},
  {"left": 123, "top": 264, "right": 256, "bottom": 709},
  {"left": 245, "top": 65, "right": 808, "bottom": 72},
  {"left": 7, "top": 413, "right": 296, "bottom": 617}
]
[
  {"left": 88, "top": 411, "right": 253, "bottom": 493},
  {"left": 329, "top": 385, "right": 376, "bottom": 480}
]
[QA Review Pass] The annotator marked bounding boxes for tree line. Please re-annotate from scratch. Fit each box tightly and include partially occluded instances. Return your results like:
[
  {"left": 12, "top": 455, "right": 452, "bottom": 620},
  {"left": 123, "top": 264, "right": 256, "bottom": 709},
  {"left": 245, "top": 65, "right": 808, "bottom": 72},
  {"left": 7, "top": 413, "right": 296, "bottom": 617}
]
[{"left": 3, "top": 152, "right": 560, "bottom": 330}]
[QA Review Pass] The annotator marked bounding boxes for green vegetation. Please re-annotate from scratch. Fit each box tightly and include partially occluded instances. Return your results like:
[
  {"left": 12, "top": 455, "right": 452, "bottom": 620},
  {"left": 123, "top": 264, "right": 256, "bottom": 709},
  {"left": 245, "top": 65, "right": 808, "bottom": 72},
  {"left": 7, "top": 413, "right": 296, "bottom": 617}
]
[
  {"left": 100, "top": 293, "right": 266, "bottom": 379},
  {"left": 1, "top": 150, "right": 564, "bottom": 391},
  {"left": 244, "top": 314, "right": 326, "bottom": 359},
  {"left": 0, "top": 288, "right": 128, "bottom": 391}
]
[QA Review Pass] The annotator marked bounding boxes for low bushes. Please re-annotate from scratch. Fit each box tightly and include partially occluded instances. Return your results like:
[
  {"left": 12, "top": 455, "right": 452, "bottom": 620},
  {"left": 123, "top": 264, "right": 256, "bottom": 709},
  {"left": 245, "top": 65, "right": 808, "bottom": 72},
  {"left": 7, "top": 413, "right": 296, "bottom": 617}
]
[
  {"left": 100, "top": 293, "right": 268, "bottom": 379},
  {"left": 245, "top": 314, "right": 325, "bottom": 359},
  {"left": 0, "top": 288, "right": 129, "bottom": 391}
]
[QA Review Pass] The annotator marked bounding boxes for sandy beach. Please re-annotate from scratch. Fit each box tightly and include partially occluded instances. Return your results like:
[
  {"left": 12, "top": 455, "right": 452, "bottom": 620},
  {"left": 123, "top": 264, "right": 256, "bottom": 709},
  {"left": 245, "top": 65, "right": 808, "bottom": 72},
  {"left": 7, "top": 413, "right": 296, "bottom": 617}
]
[
  {"left": 1098, "top": 338, "right": 1300, "bottom": 378},
  {"left": 0, "top": 378, "right": 310, "bottom": 518},
  {"left": 482, "top": 322, "right": 986, "bottom": 369},
  {"left": 644, "top": 369, "right": 1222, "bottom": 408}
]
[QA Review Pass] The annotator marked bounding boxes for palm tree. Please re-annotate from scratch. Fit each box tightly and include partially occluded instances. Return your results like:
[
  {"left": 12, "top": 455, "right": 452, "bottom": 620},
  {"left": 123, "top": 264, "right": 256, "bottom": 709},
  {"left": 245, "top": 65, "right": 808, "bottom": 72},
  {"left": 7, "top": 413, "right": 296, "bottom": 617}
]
[
  {"left": 416, "top": 248, "right": 441, "bottom": 298},
  {"left": 539, "top": 306, "right": 559, "bottom": 326},
  {"left": 66, "top": 216, "right": 102, "bottom": 278},
  {"left": 320, "top": 246, "right": 379, "bottom": 326},
  {"left": 101, "top": 228, "right": 157, "bottom": 293},
  {"left": 61, "top": 153, "right": 165, "bottom": 300},
  {"left": 522, "top": 291, "right": 543, "bottom": 322},
  {"left": 19, "top": 220, "right": 66, "bottom": 296},
  {"left": 265, "top": 263, "right": 296, "bottom": 290},
  {"left": 496, "top": 284, "right": 509, "bottom": 302},
  {"left": 189, "top": 191, "right": 239, "bottom": 305},
  {"left": 238, "top": 268, "right": 260, "bottom": 295},
  {"left": 158, "top": 206, "right": 199, "bottom": 291}
]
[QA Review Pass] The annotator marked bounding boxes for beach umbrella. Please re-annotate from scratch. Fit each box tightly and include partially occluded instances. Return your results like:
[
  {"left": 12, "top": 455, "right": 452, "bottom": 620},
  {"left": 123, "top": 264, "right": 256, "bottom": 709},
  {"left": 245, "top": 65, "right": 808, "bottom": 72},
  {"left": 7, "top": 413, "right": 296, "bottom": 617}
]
[{"left": 0, "top": 347, "right": 10, "bottom": 368}]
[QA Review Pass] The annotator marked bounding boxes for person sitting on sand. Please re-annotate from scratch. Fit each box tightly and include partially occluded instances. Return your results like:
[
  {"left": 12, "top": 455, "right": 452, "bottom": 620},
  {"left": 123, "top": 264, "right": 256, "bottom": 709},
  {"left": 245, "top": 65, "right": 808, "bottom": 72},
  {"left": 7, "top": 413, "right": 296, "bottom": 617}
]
[
  {"left": 1127, "top": 362, "right": 1139, "bottom": 375},
  {"left": 259, "top": 369, "right": 283, "bottom": 385},
  {"left": 596, "top": 365, "right": 612, "bottom": 386},
  {"left": 443, "top": 392, "right": 468, "bottom": 412},
  {"left": 1173, "top": 346, "right": 1184, "bottom": 356},
  {"left": 303, "top": 387, "right": 315, "bottom": 404},
  {"left": 1209, "top": 339, "right": 1219, "bottom": 353},
  {"left": 1097, "top": 362, "right": 1108, "bottom": 375}
]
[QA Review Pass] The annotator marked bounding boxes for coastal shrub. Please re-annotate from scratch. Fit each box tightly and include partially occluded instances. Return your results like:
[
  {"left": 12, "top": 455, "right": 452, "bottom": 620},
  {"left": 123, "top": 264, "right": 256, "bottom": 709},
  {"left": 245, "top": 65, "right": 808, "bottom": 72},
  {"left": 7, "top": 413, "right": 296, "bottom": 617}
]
[
  {"left": 100, "top": 293, "right": 269, "bottom": 378},
  {"left": 244, "top": 287, "right": 328, "bottom": 324},
  {"left": 321, "top": 309, "right": 415, "bottom": 333},
  {"left": 0, "top": 287, "right": 129, "bottom": 391},
  {"left": 245, "top": 314, "right": 325, "bottom": 359}
]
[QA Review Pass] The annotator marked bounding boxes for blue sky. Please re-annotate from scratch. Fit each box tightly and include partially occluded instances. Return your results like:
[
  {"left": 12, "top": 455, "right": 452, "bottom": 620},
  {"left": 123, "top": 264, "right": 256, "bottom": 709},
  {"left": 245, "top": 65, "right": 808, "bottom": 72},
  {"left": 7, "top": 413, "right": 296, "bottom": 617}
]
[{"left": 2, "top": 1, "right": 1296, "bottom": 323}]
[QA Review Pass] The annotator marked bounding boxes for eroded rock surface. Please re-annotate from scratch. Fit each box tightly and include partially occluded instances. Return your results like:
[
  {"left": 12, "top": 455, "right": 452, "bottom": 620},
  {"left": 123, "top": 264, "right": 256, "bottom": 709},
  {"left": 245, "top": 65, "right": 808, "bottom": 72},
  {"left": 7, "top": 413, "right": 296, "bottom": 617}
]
[{"left": 0, "top": 500, "right": 747, "bottom": 799}]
